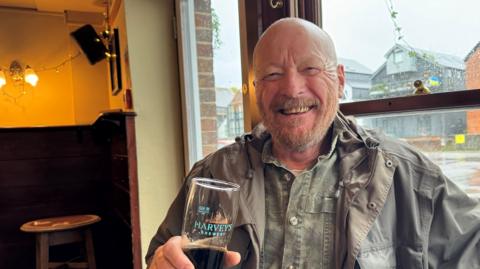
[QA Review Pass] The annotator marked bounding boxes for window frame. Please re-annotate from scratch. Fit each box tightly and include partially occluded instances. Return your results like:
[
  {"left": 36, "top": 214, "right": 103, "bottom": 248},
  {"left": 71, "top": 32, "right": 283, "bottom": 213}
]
[
  {"left": 340, "top": 89, "right": 480, "bottom": 117},
  {"left": 175, "top": 0, "right": 204, "bottom": 172},
  {"left": 176, "top": 0, "right": 479, "bottom": 173}
]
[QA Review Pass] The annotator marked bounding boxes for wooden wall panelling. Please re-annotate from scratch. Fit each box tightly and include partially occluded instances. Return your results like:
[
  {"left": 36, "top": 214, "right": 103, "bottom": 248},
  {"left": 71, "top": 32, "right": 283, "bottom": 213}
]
[{"left": 0, "top": 112, "right": 138, "bottom": 269}]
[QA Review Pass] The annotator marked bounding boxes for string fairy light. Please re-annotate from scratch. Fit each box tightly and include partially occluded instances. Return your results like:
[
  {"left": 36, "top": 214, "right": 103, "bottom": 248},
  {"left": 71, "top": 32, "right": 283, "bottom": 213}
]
[{"left": 0, "top": 51, "right": 83, "bottom": 103}]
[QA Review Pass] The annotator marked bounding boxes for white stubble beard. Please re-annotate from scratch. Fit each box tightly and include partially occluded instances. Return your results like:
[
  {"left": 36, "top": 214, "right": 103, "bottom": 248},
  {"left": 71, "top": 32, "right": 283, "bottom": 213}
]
[{"left": 259, "top": 92, "right": 339, "bottom": 152}]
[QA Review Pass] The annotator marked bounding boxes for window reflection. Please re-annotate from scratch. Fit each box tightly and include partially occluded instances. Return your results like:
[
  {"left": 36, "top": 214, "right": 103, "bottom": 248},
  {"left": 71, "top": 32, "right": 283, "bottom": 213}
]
[{"left": 358, "top": 109, "right": 480, "bottom": 198}]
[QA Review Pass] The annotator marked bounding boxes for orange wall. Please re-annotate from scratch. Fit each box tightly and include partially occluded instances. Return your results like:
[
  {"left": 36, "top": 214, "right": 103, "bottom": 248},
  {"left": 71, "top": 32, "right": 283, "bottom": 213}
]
[
  {"left": 109, "top": 0, "right": 131, "bottom": 110},
  {"left": 0, "top": 7, "right": 129, "bottom": 127},
  {"left": 68, "top": 24, "right": 111, "bottom": 125},
  {"left": 0, "top": 9, "right": 75, "bottom": 127}
]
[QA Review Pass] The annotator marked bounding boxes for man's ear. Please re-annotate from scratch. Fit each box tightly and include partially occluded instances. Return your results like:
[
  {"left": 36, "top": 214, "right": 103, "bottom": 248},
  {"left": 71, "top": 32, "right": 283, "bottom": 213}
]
[{"left": 336, "top": 64, "right": 346, "bottom": 98}]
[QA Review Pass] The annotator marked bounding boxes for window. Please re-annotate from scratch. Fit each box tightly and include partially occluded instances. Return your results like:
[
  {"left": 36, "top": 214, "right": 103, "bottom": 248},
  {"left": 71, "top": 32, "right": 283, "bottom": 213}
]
[
  {"left": 357, "top": 108, "right": 480, "bottom": 198},
  {"left": 326, "top": 0, "right": 480, "bottom": 196},
  {"left": 176, "top": 0, "right": 244, "bottom": 168},
  {"left": 324, "top": 0, "right": 480, "bottom": 102},
  {"left": 393, "top": 49, "right": 403, "bottom": 64}
]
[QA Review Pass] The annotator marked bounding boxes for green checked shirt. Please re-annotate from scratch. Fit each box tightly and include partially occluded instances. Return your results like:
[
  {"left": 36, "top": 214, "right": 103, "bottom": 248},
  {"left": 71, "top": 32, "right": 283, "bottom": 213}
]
[{"left": 261, "top": 123, "right": 341, "bottom": 269}]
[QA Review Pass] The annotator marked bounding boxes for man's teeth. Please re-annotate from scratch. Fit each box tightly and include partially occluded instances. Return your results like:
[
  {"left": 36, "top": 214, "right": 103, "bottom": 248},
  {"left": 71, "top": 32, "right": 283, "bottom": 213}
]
[{"left": 283, "top": 106, "right": 310, "bottom": 114}]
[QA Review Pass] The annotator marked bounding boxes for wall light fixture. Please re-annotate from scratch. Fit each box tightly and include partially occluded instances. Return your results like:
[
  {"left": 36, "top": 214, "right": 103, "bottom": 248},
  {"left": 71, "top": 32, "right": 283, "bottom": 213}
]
[{"left": 0, "top": 60, "right": 39, "bottom": 89}]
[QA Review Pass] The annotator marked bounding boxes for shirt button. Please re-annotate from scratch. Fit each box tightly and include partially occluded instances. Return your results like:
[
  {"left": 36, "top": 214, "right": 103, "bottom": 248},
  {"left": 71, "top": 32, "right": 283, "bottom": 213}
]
[{"left": 289, "top": 216, "right": 299, "bottom": 226}]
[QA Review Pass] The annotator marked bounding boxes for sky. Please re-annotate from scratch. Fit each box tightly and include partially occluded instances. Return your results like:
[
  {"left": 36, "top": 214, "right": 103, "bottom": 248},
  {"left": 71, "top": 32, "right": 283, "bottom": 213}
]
[
  {"left": 323, "top": 0, "right": 480, "bottom": 71},
  {"left": 211, "top": 0, "right": 480, "bottom": 87},
  {"left": 211, "top": 0, "right": 242, "bottom": 89}
]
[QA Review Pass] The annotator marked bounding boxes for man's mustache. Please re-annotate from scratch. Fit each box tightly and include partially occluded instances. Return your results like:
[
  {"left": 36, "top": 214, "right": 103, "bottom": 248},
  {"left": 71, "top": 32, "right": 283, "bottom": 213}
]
[{"left": 270, "top": 97, "right": 320, "bottom": 112}]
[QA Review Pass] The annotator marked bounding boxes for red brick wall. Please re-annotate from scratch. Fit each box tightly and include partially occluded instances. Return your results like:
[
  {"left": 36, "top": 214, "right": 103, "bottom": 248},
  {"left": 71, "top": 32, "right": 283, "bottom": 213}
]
[
  {"left": 465, "top": 49, "right": 480, "bottom": 90},
  {"left": 195, "top": 0, "right": 217, "bottom": 155},
  {"left": 467, "top": 112, "right": 480, "bottom": 134},
  {"left": 465, "top": 49, "right": 480, "bottom": 134}
]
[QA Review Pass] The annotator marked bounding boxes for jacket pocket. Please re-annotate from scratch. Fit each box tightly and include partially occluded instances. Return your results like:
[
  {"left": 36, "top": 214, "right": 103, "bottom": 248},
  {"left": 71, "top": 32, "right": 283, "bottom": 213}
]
[
  {"left": 356, "top": 244, "right": 424, "bottom": 269},
  {"left": 302, "top": 195, "right": 337, "bottom": 269},
  {"left": 357, "top": 245, "right": 397, "bottom": 269},
  {"left": 304, "top": 195, "right": 337, "bottom": 213}
]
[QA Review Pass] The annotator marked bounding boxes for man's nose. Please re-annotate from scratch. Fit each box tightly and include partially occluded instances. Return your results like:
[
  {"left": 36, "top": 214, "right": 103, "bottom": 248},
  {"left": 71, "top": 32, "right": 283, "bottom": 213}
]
[{"left": 282, "top": 70, "right": 306, "bottom": 97}]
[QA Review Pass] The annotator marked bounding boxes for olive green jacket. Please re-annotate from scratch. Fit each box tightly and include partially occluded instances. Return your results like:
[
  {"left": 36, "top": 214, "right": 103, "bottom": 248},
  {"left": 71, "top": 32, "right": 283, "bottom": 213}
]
[{"left": 146, "top": 112, "right": 480, "bottom": 268}]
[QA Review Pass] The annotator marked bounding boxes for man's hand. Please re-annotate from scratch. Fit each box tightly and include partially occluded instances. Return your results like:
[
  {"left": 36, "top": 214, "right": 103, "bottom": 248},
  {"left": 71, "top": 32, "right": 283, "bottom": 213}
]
[{"left": 149, "top": 236, "right": 242, "bottom": 269}]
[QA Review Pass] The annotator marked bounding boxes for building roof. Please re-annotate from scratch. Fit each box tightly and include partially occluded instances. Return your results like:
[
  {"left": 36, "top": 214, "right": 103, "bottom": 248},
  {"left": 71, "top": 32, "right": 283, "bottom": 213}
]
[
  {"left": 338, "top": 57, "right": 372, "bottom": 75},
  {"left": 464, "top": 41, "right": 480, "bottom": 62},
  {"left": 385, "top": 44, "right": 464, "bottom": 70},
  {"left": 346, "top": 81, "right": 371, "bottom": 89},
  {"left": 371, "top": 62, "right": 386, "bottom": 80}
]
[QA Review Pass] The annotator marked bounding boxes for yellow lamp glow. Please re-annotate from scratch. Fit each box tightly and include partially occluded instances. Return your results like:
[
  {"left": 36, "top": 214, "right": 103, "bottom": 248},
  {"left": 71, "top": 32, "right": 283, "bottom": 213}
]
[
  {"left": 24, "top": 65, "right": 39, "bottom": 87},
  {"left": 0, "top": 69, "right": 6, "bottom": 88}
]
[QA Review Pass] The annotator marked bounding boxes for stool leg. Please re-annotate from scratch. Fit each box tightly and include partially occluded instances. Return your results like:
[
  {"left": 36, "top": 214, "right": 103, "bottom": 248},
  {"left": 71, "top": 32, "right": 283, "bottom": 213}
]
[
  {"left": 36, "top": 233, "right": 49, "bottom": 269},
  {"left": 85, "top": 229, "right": 96, "bottom": 269}
]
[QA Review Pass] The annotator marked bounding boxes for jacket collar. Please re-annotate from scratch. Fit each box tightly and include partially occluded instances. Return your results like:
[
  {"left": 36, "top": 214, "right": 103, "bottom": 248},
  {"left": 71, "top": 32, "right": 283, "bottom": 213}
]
[
  {"left": 241, "top": 111, "right": 394, "bottom": 269},
  {"left": 245, "top": 111, "right": 379, "bottom": 155}
]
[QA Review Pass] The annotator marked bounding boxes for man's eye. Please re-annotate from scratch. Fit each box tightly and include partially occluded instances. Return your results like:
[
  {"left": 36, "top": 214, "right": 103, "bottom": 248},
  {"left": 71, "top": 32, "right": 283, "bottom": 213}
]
[
  {"left": 302, "top": 67, "right": 321, "bottom": 75},
  {"left": 263, "top": 72, "right": 282, "bottom": 81}
]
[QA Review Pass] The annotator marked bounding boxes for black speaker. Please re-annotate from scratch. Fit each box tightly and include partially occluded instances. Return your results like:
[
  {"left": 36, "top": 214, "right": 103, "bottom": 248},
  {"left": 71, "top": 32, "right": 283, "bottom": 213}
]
[{"left": 71, "top": 24, "right": 108, "bottom": 65}]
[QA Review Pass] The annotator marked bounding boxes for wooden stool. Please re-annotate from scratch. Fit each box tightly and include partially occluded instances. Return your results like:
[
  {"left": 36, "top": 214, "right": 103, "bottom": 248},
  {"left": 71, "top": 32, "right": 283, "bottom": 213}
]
[{"left": 21, "top": 214, "right": 101, "bottom": 269}]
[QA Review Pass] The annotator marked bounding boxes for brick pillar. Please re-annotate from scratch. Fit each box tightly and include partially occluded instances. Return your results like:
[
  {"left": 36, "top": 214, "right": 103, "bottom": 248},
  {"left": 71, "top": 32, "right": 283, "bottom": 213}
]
[
  {"left": 195, "top": 0, "right": 217, "bottom": 155},
  {"left": 465, "top": 49, "right": 480, "bottom": 134}
]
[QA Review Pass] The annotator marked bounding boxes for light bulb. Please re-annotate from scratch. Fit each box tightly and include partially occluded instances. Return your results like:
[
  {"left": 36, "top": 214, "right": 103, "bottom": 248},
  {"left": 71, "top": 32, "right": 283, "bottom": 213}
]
[
  {"left": 0, "top": 69, "right": 6, "bottom": 88},
  {"left": 24, "top": 65, "right": 39, "bottom": 87}
]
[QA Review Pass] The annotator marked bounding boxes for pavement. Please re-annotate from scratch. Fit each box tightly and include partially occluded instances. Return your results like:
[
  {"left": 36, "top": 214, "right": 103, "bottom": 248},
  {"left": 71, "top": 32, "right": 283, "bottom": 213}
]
[{"left": 424, "top": 151, "right": 480, "bottom": 199}]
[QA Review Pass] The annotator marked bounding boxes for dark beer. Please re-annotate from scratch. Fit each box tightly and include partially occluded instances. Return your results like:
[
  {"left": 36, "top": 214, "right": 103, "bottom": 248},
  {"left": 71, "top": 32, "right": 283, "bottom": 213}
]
[{"left": 183, "top": 245, "right": 226, "bottom": 269}]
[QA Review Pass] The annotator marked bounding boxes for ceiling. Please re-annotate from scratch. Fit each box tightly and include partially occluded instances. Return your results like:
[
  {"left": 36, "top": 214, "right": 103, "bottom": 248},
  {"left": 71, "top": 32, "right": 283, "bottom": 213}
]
[{"left": 0, "top": 0, "right": 105, "bottom": 13}]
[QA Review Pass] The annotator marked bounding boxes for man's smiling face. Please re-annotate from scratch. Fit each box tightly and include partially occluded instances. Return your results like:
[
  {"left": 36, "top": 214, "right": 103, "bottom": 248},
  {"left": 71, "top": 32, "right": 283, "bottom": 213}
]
[{"left": 253, "top": 19, "right": 345, "bottom": 152}]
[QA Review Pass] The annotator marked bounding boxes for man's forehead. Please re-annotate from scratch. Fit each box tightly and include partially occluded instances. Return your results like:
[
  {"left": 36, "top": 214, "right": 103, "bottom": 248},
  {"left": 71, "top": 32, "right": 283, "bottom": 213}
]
[
  {"left": 253, "top": 20, "right": 336, "bottom": 70},
  {"left": 254, "top": 36, "right": 330, "bottom": 72},
  {"left": 256, "top": 50, "right": 326, "bottom": 70}
]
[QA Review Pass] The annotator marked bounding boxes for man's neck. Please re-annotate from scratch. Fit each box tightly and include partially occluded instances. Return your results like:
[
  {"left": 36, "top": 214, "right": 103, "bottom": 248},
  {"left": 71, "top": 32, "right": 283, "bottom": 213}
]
[{"left": 272, "top": 136, "right": 330, "bottom": 171}]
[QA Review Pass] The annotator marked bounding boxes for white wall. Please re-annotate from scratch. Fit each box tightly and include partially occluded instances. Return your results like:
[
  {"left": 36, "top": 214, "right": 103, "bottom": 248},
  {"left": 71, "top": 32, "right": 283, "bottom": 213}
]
[{"left": 123, "top": 0, "right": 185, "bottom": 267}]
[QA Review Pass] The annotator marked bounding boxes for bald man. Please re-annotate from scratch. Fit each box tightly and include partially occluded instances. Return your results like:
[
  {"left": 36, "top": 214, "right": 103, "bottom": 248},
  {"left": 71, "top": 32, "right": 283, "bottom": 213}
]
[{"left": 146, "top": 18, "right": 480, "bottom": 269}]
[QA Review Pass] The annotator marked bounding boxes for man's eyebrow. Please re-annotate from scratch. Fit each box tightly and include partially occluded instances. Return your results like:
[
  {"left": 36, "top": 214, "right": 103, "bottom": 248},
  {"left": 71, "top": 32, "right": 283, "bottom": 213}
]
[
  {"left": 297, "top": 55, "right": 326, "bottom": 65},
  {"left": 257, "top": 63, "right": 283, "bottom": 72}
]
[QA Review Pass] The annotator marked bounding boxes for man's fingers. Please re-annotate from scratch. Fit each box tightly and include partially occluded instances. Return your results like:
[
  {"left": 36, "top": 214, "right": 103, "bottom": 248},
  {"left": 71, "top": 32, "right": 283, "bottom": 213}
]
[
  {"left": 224, "top": 251, "right": 241, "bottom": 268},
  {"left": 162, "top": 237, "right": 194, "bottom": 269},
  {"left": 150, "top": 246, "right": 176, "bottom": 269},
  {"left": 150, "top": 236, "right": 193, "bottom": 269},
  {"left": 150, "top": 255, "right": 176, "bottom": 269},
  {"left": 151, "top": 237, "right": 239, "bottom": 269}
]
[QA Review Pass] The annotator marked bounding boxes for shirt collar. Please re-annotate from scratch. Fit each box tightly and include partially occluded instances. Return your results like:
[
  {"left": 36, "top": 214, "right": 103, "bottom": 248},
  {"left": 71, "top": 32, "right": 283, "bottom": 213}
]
[{"left": 262, "top": 118, "right": 343, "bottom": 168}]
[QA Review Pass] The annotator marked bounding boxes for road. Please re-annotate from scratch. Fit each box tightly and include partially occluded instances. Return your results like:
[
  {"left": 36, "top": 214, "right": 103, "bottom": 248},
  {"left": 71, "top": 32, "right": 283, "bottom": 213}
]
[{"left": 424, "top": 151, "right": 480, "bottom": 199}]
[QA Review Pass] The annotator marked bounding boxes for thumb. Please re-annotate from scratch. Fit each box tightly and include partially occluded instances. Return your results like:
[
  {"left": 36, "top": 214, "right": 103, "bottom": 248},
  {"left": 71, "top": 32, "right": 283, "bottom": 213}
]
[{"left": 224, "top": 250, "right": 241, "bottom": 268}]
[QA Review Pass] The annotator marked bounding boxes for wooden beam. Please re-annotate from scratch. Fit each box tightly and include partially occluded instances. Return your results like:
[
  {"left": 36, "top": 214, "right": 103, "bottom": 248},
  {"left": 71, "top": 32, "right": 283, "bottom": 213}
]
[{"left": 340, "top": 89, "right": 480, "bottom": 116}]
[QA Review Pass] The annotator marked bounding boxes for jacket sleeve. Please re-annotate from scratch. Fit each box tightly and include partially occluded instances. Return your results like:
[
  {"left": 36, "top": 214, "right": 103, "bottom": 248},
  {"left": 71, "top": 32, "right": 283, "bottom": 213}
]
[{"left": 428, "top": 173, "right": 480, "bottom": 268}]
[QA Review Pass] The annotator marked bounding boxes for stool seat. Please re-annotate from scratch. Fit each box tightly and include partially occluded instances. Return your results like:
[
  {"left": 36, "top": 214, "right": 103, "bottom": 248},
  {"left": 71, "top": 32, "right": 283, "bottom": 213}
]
[
  {"left": 21, "top": 214, "right": 101, "bottom": 269},
  {"left": 21, "top": 214, "right": 100, "bottom": 232}
]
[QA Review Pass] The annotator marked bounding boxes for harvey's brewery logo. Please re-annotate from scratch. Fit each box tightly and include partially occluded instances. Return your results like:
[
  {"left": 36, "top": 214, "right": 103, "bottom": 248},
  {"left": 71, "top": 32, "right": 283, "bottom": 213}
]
[{"left": 195, "top": 205, "right": 233, "bottom": 237}]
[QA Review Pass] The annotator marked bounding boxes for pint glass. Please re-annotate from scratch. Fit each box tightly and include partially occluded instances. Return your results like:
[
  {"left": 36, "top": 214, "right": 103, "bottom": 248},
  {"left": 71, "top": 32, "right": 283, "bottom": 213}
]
[{"left": 181, "top": 178, "right": 240, "bottom": 269}]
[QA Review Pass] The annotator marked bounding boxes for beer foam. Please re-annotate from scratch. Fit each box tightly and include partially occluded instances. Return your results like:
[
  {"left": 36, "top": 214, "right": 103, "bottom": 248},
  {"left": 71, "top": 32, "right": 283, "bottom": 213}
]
[{"left": 183, "top": 239, "right": 227, "bottom": 253}]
